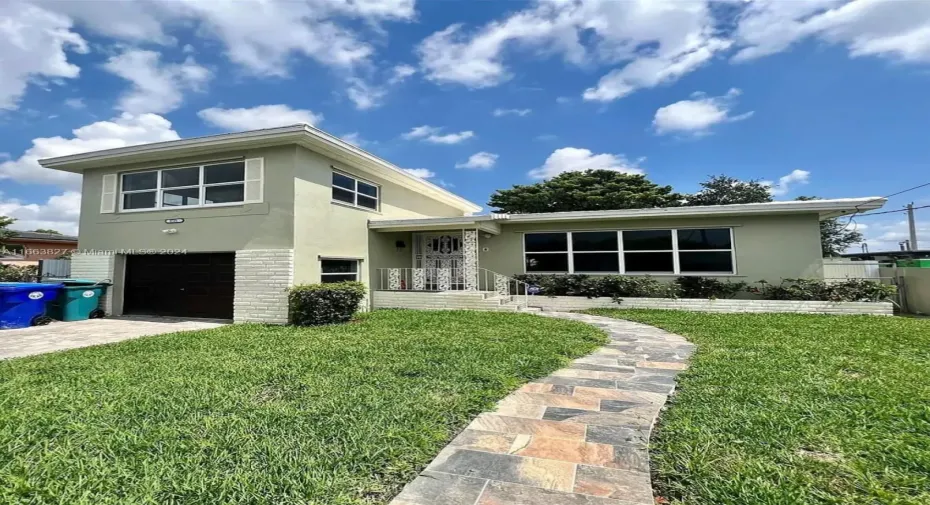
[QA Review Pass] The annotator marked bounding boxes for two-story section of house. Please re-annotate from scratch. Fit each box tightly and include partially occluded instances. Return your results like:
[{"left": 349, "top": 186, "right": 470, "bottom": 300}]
[{"left": 39, "top": 124, "right": 481, "bottom": 323}]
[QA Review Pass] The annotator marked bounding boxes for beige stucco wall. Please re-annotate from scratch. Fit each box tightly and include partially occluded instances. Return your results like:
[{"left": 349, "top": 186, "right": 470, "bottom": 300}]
[
  {"left": 475, "top": 214, "right": 824, "bottom": 283},
  {"left": 291, "top": 146, "right": 467, "bottom": 286},
  {"left": 898, "top": 268, "right": 930, "bottom": 315},
  {"left": 77, "top": 146, "right": 297, "bottom": 252}
]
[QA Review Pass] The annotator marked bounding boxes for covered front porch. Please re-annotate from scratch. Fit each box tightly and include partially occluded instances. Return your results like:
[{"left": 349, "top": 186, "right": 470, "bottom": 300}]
[{"left": 368, "top": 217, "right": 529, "bottom": 305}]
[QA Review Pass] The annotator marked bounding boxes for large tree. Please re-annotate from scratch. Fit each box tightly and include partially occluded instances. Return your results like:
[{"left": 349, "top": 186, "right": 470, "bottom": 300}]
[
  {"left": 0, "top": 216, "right": 15, "bottom": 242},
  {"left": 488, "top": 170, "right": 683, "bottom": 213},
  {"left": 685, "top": 174, "right": 772, "bottom": 206},
  {"left": 796, "top": 196, "right": 864, "bottom": 256}
]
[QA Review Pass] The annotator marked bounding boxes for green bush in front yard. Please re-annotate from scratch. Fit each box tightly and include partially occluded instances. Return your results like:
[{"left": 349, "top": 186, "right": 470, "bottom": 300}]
[
  {"left": 288, "top": 281, "right": 367, "bottom": 325},
  {"left": 751, "top": 277, "right": 896, "bottom": 302}
]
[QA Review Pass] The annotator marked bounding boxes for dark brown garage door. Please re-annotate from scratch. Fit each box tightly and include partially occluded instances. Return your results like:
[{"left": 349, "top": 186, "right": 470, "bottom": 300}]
[{"left": 124, "top": 253, "right": 235, "bottom": 319}]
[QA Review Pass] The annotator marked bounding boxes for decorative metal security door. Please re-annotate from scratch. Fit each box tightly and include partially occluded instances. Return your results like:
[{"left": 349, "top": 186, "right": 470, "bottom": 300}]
[{"left": 415, "top": 233, "right": 464, "bottom": 290}]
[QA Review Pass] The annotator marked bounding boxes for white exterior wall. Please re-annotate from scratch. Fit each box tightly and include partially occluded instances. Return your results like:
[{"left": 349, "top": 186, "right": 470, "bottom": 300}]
[
  {"left": 70, "top": 252, "right": 116, "bottom": 314},
  {"left": 525, "top": 296, "right": 893, "bottom": 315},
  {"left": 234, "top": 249, "right": 294, "bottom": 324},
  {"left": 371, "top": 291, "right": 520, "bottom": 311}
]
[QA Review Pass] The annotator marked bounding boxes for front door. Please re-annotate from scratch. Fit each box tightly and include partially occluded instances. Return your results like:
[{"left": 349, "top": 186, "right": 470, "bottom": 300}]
[{"left": 416, "top": 233, "right": 464, "bottom": 290}]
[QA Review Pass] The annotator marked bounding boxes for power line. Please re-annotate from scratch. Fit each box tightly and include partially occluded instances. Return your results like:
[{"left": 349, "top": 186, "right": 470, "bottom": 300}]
[
  {"left": 838, "top": 181, "right": 930, "bottom": 229},
  {"left": 856, "top": 203, "right": 930, "bottom": 217}
]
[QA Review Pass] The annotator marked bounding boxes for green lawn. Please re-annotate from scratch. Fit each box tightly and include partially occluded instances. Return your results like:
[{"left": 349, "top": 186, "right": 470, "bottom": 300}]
[
  {"left": 0, "top": 310, "right": 604, "bottom": 505},
  {"left": 584, "top": 309, "right": 930, "bottom": 505}
]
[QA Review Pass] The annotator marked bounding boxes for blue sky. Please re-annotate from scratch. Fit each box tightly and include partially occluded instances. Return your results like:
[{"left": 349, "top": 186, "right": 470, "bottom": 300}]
[{"left": 1, "top": 0, "right": 929, "bottom": 251}]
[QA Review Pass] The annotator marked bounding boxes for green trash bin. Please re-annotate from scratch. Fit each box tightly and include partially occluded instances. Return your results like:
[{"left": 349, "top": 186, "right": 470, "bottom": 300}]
[{"left": 47, "top": 279, "right": 111, "bottom": 321}]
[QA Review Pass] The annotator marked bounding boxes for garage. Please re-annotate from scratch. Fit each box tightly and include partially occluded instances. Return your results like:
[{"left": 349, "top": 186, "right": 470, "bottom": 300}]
[{"left": 123, "top": 253, "right": 235, "bottom": 319}]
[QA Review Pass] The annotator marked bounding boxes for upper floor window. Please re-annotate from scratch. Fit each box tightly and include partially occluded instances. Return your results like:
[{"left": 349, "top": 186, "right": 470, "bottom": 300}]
[
  {"left": 332, "top": 171, "right": 379, "bottom": 211},
  {"left": 523, "top": 228, "right": 735, "bottom": 275},
  {"left": 120, "top": 161, "right": 246, "bottom": 211}
]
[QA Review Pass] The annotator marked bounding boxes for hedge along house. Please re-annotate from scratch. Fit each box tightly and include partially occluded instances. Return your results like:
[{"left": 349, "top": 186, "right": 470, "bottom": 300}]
[{"left": 40, "top": 124, "right": 886, "bottom": 322}]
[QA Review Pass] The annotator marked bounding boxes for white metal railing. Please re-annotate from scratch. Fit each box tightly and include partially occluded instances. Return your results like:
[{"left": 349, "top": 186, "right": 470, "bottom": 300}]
[{"left": 376, "top": 267, "right": 530, "bottom": 307}]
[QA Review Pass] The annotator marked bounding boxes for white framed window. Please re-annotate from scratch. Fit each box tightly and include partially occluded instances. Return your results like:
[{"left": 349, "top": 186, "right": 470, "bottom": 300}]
[
  {"left": 332, "top": 171, "right": 379, "bottom": 211},
  {"left": 118, "top": 160, "right": 252, "bottom": 212},
  {"left": 321, "top": 258, "right": 359, "bottom": 283},
  {"left": 523, "top": 228, "right": 735, "bottom": 275}
]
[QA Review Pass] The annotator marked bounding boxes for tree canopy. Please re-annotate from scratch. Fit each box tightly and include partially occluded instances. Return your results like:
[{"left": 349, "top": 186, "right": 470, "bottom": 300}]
[
  {"left": 33, "top": 228, "right": 62, "bottom": 235},
  {"left": 488, "top": 170, "right": 683, "bottom": 213},
  {"left": 684, "top": 175, "right": 772, "bottom": 206}
]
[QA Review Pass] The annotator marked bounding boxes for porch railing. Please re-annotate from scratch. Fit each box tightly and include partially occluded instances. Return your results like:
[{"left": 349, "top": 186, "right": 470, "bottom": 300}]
[{"left": 376, "top": 267, "right": 530, "bottom": 307}]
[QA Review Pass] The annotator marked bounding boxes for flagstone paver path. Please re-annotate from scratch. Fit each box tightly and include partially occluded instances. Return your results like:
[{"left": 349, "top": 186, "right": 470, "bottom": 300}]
[{"left": 390, "top": 311, "right": 694, "bottom": 505}]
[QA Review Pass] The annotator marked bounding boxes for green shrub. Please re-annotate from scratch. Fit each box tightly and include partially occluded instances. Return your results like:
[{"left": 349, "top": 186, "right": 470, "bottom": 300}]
[
  {"left": 514, "top": 274, "right": 679, "bottom": 298},
  {"left": 750, "top": 278, "right": 896, "bottom": 302},
  {"left": 675, "top": 276, "right": 747, "bottom": 299},
  {"left": 0, "top": 264, "right": 38, "bottom": 282},
  {"left": 288, "top": 282, "right": 367, "bottom": 326}
]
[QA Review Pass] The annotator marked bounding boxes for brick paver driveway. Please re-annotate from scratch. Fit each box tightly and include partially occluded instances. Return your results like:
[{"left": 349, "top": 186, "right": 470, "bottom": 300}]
[{"left": 0, "top": 317, "right": 227, "bottom": 360}]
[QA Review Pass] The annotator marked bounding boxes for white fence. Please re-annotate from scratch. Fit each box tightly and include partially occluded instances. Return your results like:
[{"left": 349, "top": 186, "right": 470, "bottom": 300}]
[
  {"left": 39, "top": 258, "right": 71, "bottom": 279},
  {"left": 822, "top": 260, "right": 881, "bottom": 282}
]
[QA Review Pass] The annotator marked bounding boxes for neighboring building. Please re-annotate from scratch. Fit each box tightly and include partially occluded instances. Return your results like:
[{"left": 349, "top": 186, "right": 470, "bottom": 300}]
[
  {"left": 39, "top": 124, "right": 886, "bottom": 323},
  {"left": 840, "top": 250, "right": 930, "bottom": 262},
  {"left": 1, "top": 231, "right": 78, "bottom": 264}
]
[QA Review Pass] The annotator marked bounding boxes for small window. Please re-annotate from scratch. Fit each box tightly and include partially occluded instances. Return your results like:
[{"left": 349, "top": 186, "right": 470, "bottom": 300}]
[
  {"left": 623, "top": 230, "right": 672, "bottom": 251},
  {"left": 321, "top": 259, "right": 359, "bottom": 283},
  {"left": 332, "top": 171, "right": 380, "bottom": 211},
  {"left": 525, "top": 233, "right": 567, "bottom": 252},
  {"left": 677, "top": 228, "right": 734, "bottom": 273}
]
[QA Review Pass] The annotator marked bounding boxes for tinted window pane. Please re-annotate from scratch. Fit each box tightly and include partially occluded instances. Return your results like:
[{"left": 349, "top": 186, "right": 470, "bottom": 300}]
[
  {"left": 679, "top": 251, "right": 734, "bottom": 273},
  {"left": 624, "top": 252, "right": 674, "bottom": 273},
  {"left": 161, "top": 167, "right": 199, "bottom": 188},
  {"left": 525, "top": 253, "right": 569, "bottom": 272},
  {"left": 677, "top": 228, "right": 731, "bottom": 250},
  {"left": 204, "top": 184, "right": 244, "bottom": 204},
  {"left": 123, "top": 191, "right": 156, "bottom": 209},
  {"left": 573, "top": 252, "right": 620, "bottom": 272},
  {"left": 122, "top": 171, "right": 157, "bottom": 191},
  {"left": 357, "top": 181, "right": 378, "bottom": 197},
  {"left": 162, "top": 187, "right": 200, "bottom": 207},
  {"left": 525, "top": 233, "right": 568, "bottom": 252},
  {"left": 333, "top": 187, "right": 354, "bottom": 204},
  {"left": 358, "top": 195, "right": 378, "bottom": 210},
  {"left": 333, "top": 172, "right": 355, "bottom": 190},
  {"left": 204, "top": 162, "right": 245, "bottom": 184},
  {"left": 572, "top": 231, "right": 618, "bottom": 251},
  {"left": 322, "top": 260, "right": 358, "bottom": 273},
  {"left": 321, "top": 274, "right": 357, "bottom": 283},
  {"left": 623, "top": 230, "right": 672, "bottom": 251}
]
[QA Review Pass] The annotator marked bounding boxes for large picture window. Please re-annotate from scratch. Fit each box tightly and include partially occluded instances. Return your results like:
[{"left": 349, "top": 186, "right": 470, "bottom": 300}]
[
  {"left": 321, "top": 259, "right": 359, "bottom": 283},
  {"left": 332, "top": 171, "right": 379, "bottom": 211},
  {"left": 119, "top": 161, "right": 246, "bottom": 211},
  {"left": 523, "top": 228, "right": 735, "bottom": 275}
]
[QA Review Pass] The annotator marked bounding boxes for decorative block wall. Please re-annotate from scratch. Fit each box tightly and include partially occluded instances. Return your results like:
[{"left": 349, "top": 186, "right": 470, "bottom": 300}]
[
  {"left": 525, "top": 296, "right": 894, "bottom": 316},
  {"left": 234, "top": 249, "right": 294, "bottom": 324}
]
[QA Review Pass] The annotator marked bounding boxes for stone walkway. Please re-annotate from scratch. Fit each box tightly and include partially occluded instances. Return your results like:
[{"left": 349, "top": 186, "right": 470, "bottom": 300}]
[
  {"left": 391, "top": 311, "right": 694, "bottom": 505},
  {"left": 0, "top": 316, "right": 227, "bottom": 360}
]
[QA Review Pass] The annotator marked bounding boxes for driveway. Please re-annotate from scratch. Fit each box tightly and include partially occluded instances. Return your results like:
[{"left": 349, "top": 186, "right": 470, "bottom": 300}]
[{"left": 0, "top": 316, "right": 227, "bottom": 360}]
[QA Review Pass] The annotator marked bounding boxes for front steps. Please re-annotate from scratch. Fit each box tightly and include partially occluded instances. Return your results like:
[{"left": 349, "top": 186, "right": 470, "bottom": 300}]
[{"left": 371, "top": 290, "right": 537, "bottom": 312}]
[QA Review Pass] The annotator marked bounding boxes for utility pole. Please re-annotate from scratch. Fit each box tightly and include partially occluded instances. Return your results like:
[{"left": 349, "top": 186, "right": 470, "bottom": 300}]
[{"left": 907, "top": 202, "right": 918, "bottom": 251}]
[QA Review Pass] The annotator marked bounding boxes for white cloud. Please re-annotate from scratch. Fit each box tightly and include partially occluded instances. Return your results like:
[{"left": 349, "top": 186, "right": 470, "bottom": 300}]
[
  {"left": 402, "top": 125, "right": 475, "bottom": 144},
  {"left": 0, "top": 113, "right": 180, "bottom": 189},
  {"left": 389, "top": 64, "right": 417, "bottom": 84},
  {"left": 492, "top": 108, "right": 531, "bottom": 117},
  {"left": 345, "top": 77, "right": 387, "bottom": 110},
  {"left": 529, "top": 147, "right": 645, "bottom": 179},
  {"left": 340, "top": 132, "right": 366, "bottom": 146},
  {"left": 0, "top": 1, "right": 88, "bottom": 110},
  {"left": 63, "top": 97, "right": 85, "bottom": 109},
  {"left": 763, "top": 169, "right": 811, "bottom": 197},
  {"left": 198, "top": 104, "right": 322, "bottom": 131},
  {"left": 653, "top": 88, "right": 754, "bottom": 135},
  {"left": 733, "top": 0, "right": 930, "bottom": 64},
  {"left": 416, "top": 0, "right": 729, "bottom": 101},
  {"left": 103, "top": 49, "right": 211, "bottom": 114},
  {"left": 403, "top": 168, "right": 435, "bottom": 178},
  {"left": 455, "top": 152, "right": 498, "bottom": 170},
  {"left": 0, "top": 191, "right": 81, "bottom": 236}
]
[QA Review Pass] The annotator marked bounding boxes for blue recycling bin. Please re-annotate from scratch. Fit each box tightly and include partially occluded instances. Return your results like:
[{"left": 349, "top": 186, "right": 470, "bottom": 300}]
[{"left": 0, "top": 282, "right": 63, "bottom": 329}]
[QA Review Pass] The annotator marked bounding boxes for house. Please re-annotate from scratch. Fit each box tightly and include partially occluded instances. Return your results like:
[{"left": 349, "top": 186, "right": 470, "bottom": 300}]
[
  {"left": 39, "top": 124, "right": 886, "bottom": 323},
  {"left": 1, "top": 231, "right": 78, "bottom": 265}
]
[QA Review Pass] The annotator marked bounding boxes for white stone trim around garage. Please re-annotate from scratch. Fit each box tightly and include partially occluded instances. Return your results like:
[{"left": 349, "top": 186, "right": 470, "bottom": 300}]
[
  {"left": 234, "top": 249, "right": 294, "bottom": 324},
  {"left": 525, "top": 296, "right": 894, "bottom": 316}
]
